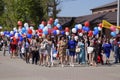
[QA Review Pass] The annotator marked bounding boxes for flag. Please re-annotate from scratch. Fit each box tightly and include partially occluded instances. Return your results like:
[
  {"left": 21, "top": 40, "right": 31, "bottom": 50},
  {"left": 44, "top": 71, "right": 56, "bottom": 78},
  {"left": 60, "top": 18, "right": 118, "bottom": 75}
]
[{"left": 102, "top": 20, "right": 120, "bottom": 29}]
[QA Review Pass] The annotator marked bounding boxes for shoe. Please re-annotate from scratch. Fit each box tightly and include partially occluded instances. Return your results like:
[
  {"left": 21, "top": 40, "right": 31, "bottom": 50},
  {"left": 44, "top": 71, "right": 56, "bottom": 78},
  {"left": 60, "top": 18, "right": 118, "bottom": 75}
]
[
  {"left": 71, "top": 64, "right": 74, "bottom": 67},
  {"left": 61, "top": 64, "right": 64, "bottom": 67}
]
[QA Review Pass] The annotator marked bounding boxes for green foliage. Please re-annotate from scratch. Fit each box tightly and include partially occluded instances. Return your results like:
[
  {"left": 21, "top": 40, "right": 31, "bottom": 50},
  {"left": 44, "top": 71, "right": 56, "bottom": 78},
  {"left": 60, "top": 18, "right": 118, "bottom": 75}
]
[{"left": 0, "top": 0, "right": 62, "bottom": 30}]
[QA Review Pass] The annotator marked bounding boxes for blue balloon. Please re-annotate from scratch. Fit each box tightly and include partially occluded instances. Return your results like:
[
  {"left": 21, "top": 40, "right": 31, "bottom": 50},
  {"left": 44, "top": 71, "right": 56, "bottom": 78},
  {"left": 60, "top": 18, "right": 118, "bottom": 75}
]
[
  {"left": 75, "top": 24, "right": 78, "bottom": 30},
  {"left": 43, "top": 30, "right": 48, "bottom": 35},
  {"left": 27, "top": 34, "right": 32, "bottom": 38},
  {"left": 10, "top": 34, "right": 14, "bottom": 37},
  {"left": 4, "top": 31, "right": 7, "bottom": 35},
  {"left": 61, "top": 31, "right": 65, "bottom": 35},
  {"left": 18, "top": 33, "right": 21, "bottom": 37},
  {"left": 59, "top": 26, "right": 62, "bottom": 30},
  {"left": 39, "top": 24, "right": 44, "bottom": 29},
  {"left": 22, "top": 27, "right": 26, "bottom": 33},
  {"left": 19, "top": 36, "right": 23, "bottom": 42},
  {"left": 82, "top": 26, "right": 86, "bottom": 31},
  {"left": 111, "top": 32, "right": 116, "bottom": 37},
  {"left": 93, "top": 30, "right": 99, "bottom": 35},
  {"left": 52, "top": 30, "right": 57, "bottom": 35},
  {"left": 85, "top": 27, "right": 90, "bottom": 32},
  {"left": 54, "top": 21, "right": 58, "bottom": 26}
]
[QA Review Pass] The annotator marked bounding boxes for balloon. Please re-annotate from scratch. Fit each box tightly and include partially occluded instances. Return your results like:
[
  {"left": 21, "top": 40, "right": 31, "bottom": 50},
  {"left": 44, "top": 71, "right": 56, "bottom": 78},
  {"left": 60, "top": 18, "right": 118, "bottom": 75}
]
[
  {"left": 59, "top": 26, "right": 62, "bottom": 30},
  {"left": 98, "top": 27, "right": 102, "bottom": 31},
  {"left": 61, "top": 31, "right": 65, "bottom": 35},
  {"left": 39, "top": 24, "right": 44, "bottom": 29},
  {"left": 72, "top": 28, "right": 77, "bottom": 33},
  {"left": 56, "top": 30, "right": 60, "bottom": 35},
  {"left": 111, "top": 32, "right": 116, "bottom": 37},
  {"left": 116, "top": 28, "right": 119, "bottom": 34},
  {"left": 0, "top": 31, "right": 4, "bottom": 35},
  {"left": 0, "top": 26, "right": 2, "bottom": 29},
  {"left": 30, "top": 26, "right": 34, "bottom": 30},
  {"left": 65, "top": 32, "right": 69, "bottom": 36},
  {"left": 54, "top": 26, "right": 58, "bottom": 30},
  {"left": 24, "top": 23, "right": 29, "bottom": 27},
  {"left": 75, "top": 24, "right": 79, "bottom": 30},
  {"left": 94, "top": 27, "right": 98, "bottom": 31},
  {"left": 22, "top": 27, "right": 26, "bottom": 33},
  {"left": 98, "top": 23, "right": 102, "bottom": 28},
  {"left": 15, "top": 33, "right": 18, "bottom": 39},
  {"left": 93, "top": 31, "right": 98, "bottom": 36},
  {"left": 65, "top": 27, "right": 70, "bottom": 32},
  {"left": 84, "top": 21, "right": 90, "bottom": 27},
  {"left": 17, "top": 21, "right": 22, "bottom": 26},
  {"left": 41, "top": 21, "right": 46, "bottom": 26},
  {"left": 39, "top": 33, "right": 42, "bottom": 36},
  {"left": 27, "top": 34, "right": 32, "bottom": 38},
  {"left": 56, "top": 24, "right": 61, "bottom": 28},
  {"left": 55, "top": 19, "right": 59, "bottom": 23},
  {"left": 47, "top": 24, "right": 52, "bottom": 28},
  {"left": 88, "top": 30, "right": 93, "bottom": 37},
  {"left": 77, "top": 24, "right": 82, "bottom": 29},
  {"left": 54, "top": 21, "right": 58, "bottom": 26},
  {"left": 74, "top": 36, "right": 78, "bottom": 41},
  {"left": 13, "top": 27, "right": 17, "bottom": 31},
  {"left": 85, "top": 27, "right": 90, "bottom": 32},
  {"left": 110, "top": 26, "right": 116, "bottom": 31},
  {"left": 27, "top": 28, "right": 32, "bottom": 34},
  {"left": 52, "top": 30, "right": 57, "bottom": 35},
  {"left": 38, "top": 29, "right": 43, "bottom": 33},
  {"left": 10, "top": 31, "right": 14, "bottom": 34},
  {"left": 19, "top": 36, "right": 23, "bottom": 42},
  {"left": 78, "top": 33, "right": 83, "bottom": 36},
  {"left": 48, "top": 28, "right": 53, "bottom": 34},
  {"left": 78, "top": 29, "right": 82, "bottom": 33},
  {"left": 43, "top": 30, "right": 48, "bottom": 35},
  {"left": 32, "top": 30, "right": 36, "bottom": 35}
]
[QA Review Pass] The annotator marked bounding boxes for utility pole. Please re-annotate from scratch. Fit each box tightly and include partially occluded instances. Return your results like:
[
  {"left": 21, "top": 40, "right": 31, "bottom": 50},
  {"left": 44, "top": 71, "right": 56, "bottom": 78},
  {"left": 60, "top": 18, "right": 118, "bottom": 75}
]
[{"left": 117, "top": 0, "right": 120, "bottom": 27}]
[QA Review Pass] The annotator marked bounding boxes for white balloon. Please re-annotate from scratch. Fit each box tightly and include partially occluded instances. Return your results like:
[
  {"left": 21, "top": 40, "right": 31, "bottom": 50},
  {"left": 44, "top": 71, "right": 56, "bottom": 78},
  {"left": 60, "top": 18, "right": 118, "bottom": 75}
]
[
  {"left": 15, "top": 33, "right": 18, "bottom": 39},
  {"left": 13, "top": 27, "right": 17, "bottom": 31},
  {"left": 32, "top": 30, "right": 36, "bottom": 35},
  {"left": 24, "top": 23, "right": 29, "bottom": 27},
  {"left": 0, "top": 32, "right": 4, "bottom": 35},
  {"left": 56, "top": 24, "right": 61, "bottom": 28},
  {"left": 44, "top": 26, "right": 48, "bottom": 31},
  {"left": 79, "top": 33, "right": 83, "bottom": 36},
  {"left": 116, "top": 28, "right": 119, "bottom": 34},
  {"left": 72, "top": 28, "right": 77, "bottom": 33},
  {"left": 47, "top": 24, "right": 52, "bottom": 28},
  {"left": 10, "top": 31, "right": 14, "bottom": 34},
  {"left": 98, "top": 27, "right": 102, "bottom": 31},
  {"left": 0, "top": 26, "right": 2, "bottom": 29},
  {"left": 30, "top": 26, "right": 34, "bottom": 30},
  {"left": 56, "top": 30, "right": 60, "bottom": 35},
  {"left": 74, "top": 36, "right": 78, "bottom": 41},
  {"left": 77, "top": 24, "right": 82, "bottom": 29},
  {"left": 65, "top": 32, "right": 69, "bottom": 36},
  {"left": 55, "top": 19, "right": 59, "bottom": 22}
]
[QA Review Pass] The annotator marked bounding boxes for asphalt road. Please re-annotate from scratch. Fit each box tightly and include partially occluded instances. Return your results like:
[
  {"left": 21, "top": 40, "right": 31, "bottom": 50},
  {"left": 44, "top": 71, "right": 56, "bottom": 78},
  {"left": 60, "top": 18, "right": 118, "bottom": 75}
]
[{"left": 0, "top": 51, "right": 120, "bottom": 80}]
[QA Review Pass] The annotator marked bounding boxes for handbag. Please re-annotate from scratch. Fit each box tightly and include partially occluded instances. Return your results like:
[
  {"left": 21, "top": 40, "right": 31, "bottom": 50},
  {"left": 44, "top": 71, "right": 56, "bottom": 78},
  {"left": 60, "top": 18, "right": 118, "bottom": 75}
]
[{"left": 76, "top": 48, "right": 81, "bottom": 53}]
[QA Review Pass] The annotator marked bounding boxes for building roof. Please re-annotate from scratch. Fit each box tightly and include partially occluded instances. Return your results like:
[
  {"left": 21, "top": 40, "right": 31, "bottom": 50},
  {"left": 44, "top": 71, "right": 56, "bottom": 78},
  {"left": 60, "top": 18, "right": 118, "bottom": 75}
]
[
  {"left": 75, "top": 11, "right": 117, "bottom": 24},
  {"left": 91, "top": 1, "right": 117, "bottom": 10}
]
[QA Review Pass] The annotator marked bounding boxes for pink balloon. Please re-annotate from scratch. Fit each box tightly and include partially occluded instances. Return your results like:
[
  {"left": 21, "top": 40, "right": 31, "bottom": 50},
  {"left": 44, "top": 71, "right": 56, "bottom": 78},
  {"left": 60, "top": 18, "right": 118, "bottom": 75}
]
[{"left": 110, "top": 26, "right": 116, "bottom": 31}]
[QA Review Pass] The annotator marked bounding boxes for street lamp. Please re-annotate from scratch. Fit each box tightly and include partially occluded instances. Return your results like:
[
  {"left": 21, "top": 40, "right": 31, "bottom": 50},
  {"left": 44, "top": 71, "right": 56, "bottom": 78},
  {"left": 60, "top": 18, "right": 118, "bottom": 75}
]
[{"left": 117, "top": 0, "right": 120, "bottom": 27}]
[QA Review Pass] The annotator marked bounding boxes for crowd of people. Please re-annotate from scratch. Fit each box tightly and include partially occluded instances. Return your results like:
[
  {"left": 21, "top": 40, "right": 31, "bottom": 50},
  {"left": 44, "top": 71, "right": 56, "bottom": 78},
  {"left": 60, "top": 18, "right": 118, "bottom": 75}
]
[{"left": 0, "top": 33, "right": 120, "bottom": 67}]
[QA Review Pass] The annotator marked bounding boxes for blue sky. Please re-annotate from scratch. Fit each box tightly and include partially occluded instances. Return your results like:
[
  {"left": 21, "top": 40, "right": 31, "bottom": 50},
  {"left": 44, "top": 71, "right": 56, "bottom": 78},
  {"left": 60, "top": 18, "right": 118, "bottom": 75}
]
[{"left": 58, "top": 0, "right": 116, "bottom": 17}]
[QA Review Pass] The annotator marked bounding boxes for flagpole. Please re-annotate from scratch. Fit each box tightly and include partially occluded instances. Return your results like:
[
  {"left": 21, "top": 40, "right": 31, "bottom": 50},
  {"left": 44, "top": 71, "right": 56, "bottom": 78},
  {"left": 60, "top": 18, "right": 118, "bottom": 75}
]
[{"left": 117, "top": 0, "right": 120, "bottom": 27}]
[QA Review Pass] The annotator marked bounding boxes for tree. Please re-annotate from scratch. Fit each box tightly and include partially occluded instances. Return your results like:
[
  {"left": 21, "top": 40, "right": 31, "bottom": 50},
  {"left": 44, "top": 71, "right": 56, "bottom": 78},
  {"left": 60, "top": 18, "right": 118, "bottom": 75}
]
[
  {"left": 47, "top": 0, "right": 62, "bottom": 19},
  {"left": 0, "top": 0, "right": 4, "bottom": 16}
]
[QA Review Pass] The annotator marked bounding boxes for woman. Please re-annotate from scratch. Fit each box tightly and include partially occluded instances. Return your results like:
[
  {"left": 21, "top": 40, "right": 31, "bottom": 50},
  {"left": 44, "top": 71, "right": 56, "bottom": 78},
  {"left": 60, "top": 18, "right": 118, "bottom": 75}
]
[
  {"left": 103, "top": 40, "right": 112, "bottom": 64},
  {"left": 77, "top": 39, "right": 85, "bottom": 64},
  {"left": 58, "top": 36, "right": 67, "bottom": 67},
  {"left": 87, "top": 39, "right": 94, "bottom": 66},
  {"left": 68, "top": 35, "right": 77, "bottom": 67}
]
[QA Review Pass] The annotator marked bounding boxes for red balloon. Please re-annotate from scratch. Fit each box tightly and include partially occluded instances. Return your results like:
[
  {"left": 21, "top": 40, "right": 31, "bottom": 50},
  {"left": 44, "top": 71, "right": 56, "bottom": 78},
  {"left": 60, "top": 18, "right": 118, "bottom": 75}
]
[
  {"left": 41, "top": 21, "right": 46, "bottom": 26},
  {"left": 36, "top": 30, "right": 39, "bottom": 33},
  {"left": 84, "top": 21, "right": 90, "bottom": 27},
  {"left": 98, "top": 23, "right": 102, "bottom": 28},
  {"left": 17, "top": 21, "right": 22, "bottom": 26},
  {"left": 38, "top": 29, "right": 43, "bottom": 33},
  {"left": 47, "top": 20, "right": 52, "bottom": 24},
  {"left": 88, "top": 30, "right": 93, "bottom": 37},
  {"left": 78, "top": 29, "right": 82, "bottom": 33},
  {"left": 65, "top": 27, "right": 70, "bottom": 32},
  {"left": 54, "top": 26, "right": 58, "bottom": 30},
  {"left": 48, "top": 28, "right": 53, "bottom": 34},
  {"left": 39, "top": 33, "right": 42, "bottom": 36},
  {"left": 28, "top": 28, "right": 32, "bottom": 34}
]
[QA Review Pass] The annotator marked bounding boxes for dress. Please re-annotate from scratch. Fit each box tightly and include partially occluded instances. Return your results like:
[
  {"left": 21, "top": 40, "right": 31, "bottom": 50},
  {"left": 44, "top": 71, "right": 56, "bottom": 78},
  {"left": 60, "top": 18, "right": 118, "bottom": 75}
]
[
  {"left": 59, "top": 40, "right": 66, "bottom": 57},
  {"left": 77, "top": 42, "right": 85, "bottom": 63},
  {"left": 103, "top": 43, "right": 112, "bottom": 58},
  {"left": 68, "top": 40, "right": 76, "bottom": 56}
]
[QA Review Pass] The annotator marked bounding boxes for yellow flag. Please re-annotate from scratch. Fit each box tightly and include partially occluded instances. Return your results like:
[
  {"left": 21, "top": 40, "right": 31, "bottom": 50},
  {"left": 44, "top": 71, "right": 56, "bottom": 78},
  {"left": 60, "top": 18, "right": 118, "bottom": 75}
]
[
  {"left": 102, "top": 20, "right": 113, "bottom": 29},
  {"left": 102, "top": 20, "right": 120, "bottom": 29}
]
